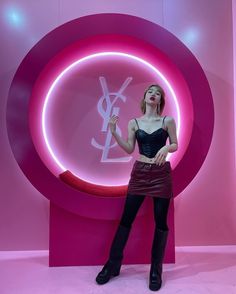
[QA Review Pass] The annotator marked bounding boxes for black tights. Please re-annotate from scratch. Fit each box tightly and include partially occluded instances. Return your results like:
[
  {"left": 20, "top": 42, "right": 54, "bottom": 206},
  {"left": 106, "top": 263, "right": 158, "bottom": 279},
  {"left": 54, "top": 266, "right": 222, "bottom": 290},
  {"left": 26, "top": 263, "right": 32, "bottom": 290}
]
[{"left": 120, "top": 194, "right": 170, "bottom": 231}]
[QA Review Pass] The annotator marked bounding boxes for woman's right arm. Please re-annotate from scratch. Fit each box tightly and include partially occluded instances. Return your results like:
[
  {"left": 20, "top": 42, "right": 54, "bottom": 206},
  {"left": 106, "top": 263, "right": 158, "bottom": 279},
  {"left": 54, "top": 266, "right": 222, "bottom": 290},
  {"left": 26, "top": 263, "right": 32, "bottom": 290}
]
[{"left": 109, "top": 115, "right": 136, "bottom": 154}]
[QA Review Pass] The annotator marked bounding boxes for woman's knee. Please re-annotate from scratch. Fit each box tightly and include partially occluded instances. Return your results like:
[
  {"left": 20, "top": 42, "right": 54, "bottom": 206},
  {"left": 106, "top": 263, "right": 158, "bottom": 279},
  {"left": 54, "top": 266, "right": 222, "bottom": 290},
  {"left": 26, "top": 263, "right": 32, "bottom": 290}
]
[
  {"left": 120, "top": 219, "right": 132, "bottom": 228},
  {"left": 155, "top": 222, "right": 169, "bottom": 231},
  {"left": 119, "top": 194, "right": 145, "bottom": 228}
]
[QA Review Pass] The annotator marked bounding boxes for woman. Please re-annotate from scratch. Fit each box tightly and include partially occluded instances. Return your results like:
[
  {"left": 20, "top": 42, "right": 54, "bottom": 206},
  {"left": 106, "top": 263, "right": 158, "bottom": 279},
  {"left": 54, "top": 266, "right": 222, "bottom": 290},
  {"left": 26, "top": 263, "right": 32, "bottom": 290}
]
[{"left": 95, "top": 84, "right": 178, "bottom": 291}]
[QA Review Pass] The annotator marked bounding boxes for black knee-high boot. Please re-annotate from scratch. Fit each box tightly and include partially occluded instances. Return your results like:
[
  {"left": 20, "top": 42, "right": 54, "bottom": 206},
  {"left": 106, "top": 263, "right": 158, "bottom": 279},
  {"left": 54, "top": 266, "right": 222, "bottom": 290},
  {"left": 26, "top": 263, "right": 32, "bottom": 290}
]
[
  {"left": 149, "top": 228, "right": 169, "bottom": 291},
  {"left": 96, "top": 224, "right": 131, "bottom": 285}
]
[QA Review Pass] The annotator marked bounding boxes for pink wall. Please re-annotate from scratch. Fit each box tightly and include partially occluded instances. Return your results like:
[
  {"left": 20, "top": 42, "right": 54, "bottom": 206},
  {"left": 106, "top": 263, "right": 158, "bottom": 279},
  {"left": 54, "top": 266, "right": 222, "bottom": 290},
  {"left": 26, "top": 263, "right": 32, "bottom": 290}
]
[{"left": 0, "top": 0, "right": 235, "bottom": 250}]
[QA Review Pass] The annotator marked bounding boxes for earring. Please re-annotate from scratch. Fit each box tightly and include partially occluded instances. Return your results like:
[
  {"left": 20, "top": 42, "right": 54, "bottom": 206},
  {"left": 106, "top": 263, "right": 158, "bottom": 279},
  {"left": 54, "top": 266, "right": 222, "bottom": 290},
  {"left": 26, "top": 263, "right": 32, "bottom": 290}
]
[{"left": 158, "top": 103, "right": 160, "bottom": 114}]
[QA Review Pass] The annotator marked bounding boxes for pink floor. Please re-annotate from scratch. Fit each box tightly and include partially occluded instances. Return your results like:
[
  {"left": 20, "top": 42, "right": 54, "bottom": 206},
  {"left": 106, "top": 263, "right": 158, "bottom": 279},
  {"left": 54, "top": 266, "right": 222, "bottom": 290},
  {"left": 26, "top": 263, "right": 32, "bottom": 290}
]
[{"left": 1, "top": 246, "right": 236, "bottom": 294}]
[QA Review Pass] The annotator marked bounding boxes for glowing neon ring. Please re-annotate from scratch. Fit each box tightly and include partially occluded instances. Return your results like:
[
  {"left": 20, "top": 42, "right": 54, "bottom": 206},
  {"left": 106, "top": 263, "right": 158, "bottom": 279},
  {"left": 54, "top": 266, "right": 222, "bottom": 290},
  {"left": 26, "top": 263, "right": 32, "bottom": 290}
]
[{"left": 42, "top": 52, "right": 181, "bottom": 176}]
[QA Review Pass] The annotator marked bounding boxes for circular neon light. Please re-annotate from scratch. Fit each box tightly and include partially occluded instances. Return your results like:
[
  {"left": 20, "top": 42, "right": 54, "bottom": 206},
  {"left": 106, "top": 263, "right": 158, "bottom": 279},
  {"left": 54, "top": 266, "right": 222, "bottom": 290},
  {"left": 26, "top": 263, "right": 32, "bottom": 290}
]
[{"left": 42, "top": 51, "right": 181, "bottom": 178}]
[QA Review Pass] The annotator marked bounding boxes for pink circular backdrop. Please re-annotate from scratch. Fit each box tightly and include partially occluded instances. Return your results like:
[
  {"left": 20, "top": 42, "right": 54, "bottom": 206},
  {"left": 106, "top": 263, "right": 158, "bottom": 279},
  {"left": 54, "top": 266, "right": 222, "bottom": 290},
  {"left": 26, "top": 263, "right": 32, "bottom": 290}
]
[{"left": 6, "top": 14, "right": 214, "bottom": 219}]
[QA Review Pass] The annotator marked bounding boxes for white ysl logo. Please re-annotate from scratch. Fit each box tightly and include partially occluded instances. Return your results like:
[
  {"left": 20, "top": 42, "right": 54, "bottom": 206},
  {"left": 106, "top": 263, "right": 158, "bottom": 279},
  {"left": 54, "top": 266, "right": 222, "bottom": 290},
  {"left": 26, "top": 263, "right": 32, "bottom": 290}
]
[{"left": 91, "top": 77, "right": 133, "bottom": 162}]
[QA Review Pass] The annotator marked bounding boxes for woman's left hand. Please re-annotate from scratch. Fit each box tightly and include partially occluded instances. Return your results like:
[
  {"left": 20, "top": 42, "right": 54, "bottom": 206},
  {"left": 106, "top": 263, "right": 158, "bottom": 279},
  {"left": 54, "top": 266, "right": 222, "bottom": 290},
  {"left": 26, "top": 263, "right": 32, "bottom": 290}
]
[{"left": 154, "top": 146, "right": 169, "bottom": 166}]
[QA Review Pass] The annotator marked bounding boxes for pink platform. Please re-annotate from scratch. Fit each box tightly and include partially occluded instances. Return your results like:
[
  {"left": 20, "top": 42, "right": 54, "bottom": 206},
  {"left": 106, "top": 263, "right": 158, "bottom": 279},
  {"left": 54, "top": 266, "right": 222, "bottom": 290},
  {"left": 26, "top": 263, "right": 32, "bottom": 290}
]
[{"left": 49, "top": 199, "right": 175, "bottom": 266}]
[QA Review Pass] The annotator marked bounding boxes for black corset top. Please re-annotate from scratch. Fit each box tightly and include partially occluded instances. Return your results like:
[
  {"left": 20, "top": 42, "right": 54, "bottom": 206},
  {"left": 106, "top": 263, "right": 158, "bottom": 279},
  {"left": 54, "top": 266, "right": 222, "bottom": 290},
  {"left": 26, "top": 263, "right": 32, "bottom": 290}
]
[{"left": 134, "top": 116, "right": 169, "bottom": 158}]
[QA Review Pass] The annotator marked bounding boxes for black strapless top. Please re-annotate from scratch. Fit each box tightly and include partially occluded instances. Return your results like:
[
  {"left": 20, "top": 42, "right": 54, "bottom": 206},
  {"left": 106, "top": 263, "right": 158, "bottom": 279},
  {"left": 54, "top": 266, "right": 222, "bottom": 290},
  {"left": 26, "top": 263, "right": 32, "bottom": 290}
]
[{"left": 134, "top": 116, "right": 169, "bottom": 158}]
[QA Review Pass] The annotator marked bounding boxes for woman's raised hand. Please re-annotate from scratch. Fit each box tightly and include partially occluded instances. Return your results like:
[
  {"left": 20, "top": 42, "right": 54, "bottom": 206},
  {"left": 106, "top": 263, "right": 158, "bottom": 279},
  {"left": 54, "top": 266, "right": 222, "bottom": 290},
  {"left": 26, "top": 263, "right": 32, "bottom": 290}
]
[{"left": 109, "top": 115, "right": 119, "bottom": 134}]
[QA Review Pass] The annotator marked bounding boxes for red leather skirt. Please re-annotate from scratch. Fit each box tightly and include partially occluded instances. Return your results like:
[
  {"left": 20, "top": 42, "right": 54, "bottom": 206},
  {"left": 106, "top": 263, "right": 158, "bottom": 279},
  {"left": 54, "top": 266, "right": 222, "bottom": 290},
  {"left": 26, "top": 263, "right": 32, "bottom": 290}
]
[{"left": 127, "top": 160, "right": 173, "bottom": 198}]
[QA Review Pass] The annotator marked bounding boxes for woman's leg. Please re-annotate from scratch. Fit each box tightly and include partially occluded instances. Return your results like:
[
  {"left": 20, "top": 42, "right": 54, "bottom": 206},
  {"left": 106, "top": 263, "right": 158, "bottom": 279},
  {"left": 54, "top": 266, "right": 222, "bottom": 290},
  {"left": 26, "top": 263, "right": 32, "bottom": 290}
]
[
  {"left": 120, "top": 193, "right": 146, "bottom": 228},
  {"left": 96, "top": 193, "right": 146, "bottom": 284},
  {"left": 152, "top": 197, "right": 171, "bottom": 230},
  {"left": 149, "top": 197, "right": 171, "bottom": 291},
  {"left": 108, "top": 194, "right": 146, "bottom": 262}
]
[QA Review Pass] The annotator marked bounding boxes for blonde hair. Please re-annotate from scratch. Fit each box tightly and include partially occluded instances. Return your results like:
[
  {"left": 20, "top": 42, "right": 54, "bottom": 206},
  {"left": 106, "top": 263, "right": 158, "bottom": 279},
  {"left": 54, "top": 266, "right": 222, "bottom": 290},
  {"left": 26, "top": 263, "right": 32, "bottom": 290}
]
[{"left": 140, "top": 84, "right": 165, "bottom": 114}]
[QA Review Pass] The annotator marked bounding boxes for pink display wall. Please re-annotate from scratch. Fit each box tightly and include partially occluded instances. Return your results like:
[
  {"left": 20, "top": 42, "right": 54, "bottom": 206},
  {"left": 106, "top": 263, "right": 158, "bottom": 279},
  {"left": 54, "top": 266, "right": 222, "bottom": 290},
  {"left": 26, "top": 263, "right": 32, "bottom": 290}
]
[{"left": 0, "top": 0, "right": 235, "bottom": 250}]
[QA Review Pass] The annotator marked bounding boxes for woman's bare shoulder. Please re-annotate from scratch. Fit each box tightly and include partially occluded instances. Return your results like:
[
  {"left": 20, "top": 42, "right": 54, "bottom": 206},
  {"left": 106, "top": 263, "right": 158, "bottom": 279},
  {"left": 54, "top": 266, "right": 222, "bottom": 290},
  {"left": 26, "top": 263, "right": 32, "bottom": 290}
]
[
  {"left": 164, "top": 115, "right": 175, "bottom": 122},
  {"left": 128, "top": 118, "right": 137, "bottom": 128},
  {"left": 128, "top": 118, "right": 137, "bottom": 124}
]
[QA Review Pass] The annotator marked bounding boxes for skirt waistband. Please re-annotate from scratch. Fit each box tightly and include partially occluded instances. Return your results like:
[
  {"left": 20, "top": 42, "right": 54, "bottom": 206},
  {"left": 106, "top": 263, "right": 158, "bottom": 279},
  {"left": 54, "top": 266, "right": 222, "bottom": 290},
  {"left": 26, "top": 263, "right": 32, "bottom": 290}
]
[{"left": 135, "top": 160, "right": 170, "bottom": 166}]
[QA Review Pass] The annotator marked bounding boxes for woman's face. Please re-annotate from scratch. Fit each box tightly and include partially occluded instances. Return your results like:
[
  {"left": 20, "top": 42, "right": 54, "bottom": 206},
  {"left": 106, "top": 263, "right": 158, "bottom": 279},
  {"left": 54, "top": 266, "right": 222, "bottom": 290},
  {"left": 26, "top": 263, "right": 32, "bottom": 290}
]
[{"left": 144, "top": 86, "right": 162, "bottom": 105}]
